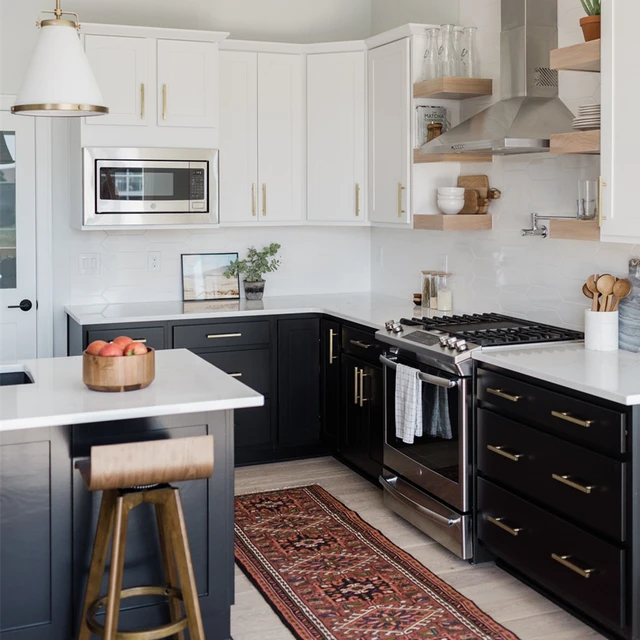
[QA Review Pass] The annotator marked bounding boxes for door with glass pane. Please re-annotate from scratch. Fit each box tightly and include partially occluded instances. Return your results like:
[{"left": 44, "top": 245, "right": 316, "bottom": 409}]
[{"left": 0, "top": 113, "right": 36, "bottom": 363}]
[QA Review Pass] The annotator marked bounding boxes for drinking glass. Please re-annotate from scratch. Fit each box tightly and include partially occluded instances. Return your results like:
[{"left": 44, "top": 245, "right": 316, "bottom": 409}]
[
  {"left": 578, "top": 180, "right": 598, "bottom": 220},
  {"left": 438, "top": 25, "right": 458, "bottom": 78},
  {"left": 461, "top": 27, "right": 480, "bottom": 78},
  {"left": 422, "top": 28, "right": 440, "bottom": 82},
  {"left": 453, "top": 27, "right": 464, "bottom": 77}
]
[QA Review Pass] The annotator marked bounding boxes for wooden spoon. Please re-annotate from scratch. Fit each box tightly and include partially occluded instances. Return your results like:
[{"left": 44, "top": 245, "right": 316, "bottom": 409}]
[
  {"left": 582, "top": 283, "right": 595, "bottom": 306},
  {"left": 611, "top": 278, "right": 632, "bottom": 311},
  {"left": 586, "top": 274, "right": 600, "bottom": 312},
  {"left": 596, "top": 274, "right": 616, "bottom": 312}
]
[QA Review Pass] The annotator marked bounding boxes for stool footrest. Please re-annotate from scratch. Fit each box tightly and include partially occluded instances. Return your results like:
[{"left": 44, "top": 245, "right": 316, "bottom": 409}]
[{"left": 86, "top": 586, "right": 187, "bottom": 640}]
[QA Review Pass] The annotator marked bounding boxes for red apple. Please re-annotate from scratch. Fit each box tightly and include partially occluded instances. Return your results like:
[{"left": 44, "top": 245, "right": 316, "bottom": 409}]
[
  {"left": 124, "top": 342, "right": 148, "bottom": 356},
  {"left": 98, "top": 343, "right": 124, "bottom": 357},
  {"left": 112, "top": 336, "right": 134, "bottom": 349},
  {"left": 86, "top": 340, "right": 107, "bottom": 356}
]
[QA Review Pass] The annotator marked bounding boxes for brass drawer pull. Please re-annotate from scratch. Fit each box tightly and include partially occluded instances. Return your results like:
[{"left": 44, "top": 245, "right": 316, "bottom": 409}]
[
  {"left": 552, "top": 554, "right": 595, "bottom": 579},
  {"left": 488, "top": 516, "right": 523, "bottom": 537},
  {"left": 329, "top": 329, "right": 338, "bottom": 364},
  {"left": 207, "top": 333, "right": 242, "bottom": 340},
  {"left": 487, "top": 445, "right": 524, "bottom": 462},
  {"left": 132, "top": 339, "right": 147, "bottom": 344},
  {"left": 162, "top": 84, "right": 168, "bottom": 120},
  {"left": 487, "top": 388, "right": 523, "bottom": 403},
  {"left": 354, "top": 367, "right": 360, "bottom": 405},
  {"left": 350, "top": 339, "right": 374, "bottom": 350},
  {"left": 397, "top": 182, "right": 406, "bottom": 218},
  {"left": 552, "top": 474, "right": 595, "bottom": 495},
  {"left": 229, "top": 373, "right": 243, "bottom": 378},
  {"left": 551, "top": 411, "right": 594, "bottom": 428}
]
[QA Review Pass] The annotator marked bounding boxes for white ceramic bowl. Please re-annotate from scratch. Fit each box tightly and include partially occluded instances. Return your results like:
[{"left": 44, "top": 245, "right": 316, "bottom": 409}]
[
  {"left": 437, "top": 199, "right": 464, "bottom": 215},
  {"left": 437, "top": 187, "right": 465, "bottom": 197},
  {"left": 437, "top": 194, "right": 466, "bottom": 201}
]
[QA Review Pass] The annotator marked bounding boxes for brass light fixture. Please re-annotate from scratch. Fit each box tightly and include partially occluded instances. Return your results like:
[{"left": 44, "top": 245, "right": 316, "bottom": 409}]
[{"left": 12, "top": 0, "right": 108, "bottom": 117}]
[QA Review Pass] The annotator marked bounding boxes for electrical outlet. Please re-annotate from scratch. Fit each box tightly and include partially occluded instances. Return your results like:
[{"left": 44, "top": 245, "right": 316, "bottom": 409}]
[
  {"left": 79, "top": 254, "right": 100, "bottom": 276},
  {"left": 147, "top": 252, "right": 161, "bottom": 272}
]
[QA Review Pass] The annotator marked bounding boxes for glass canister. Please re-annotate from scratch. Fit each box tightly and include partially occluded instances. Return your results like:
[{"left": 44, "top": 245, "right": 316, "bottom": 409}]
[
  {"left": 421, "top": 271, "right": 438, "bottom": 311},
  {"left": 437, "top": 273, "right": 453, "bottom": 312},
  {"left": 422, "top": 28, "right": 440, "bottom": 82},
  {"left": 438, "top": 25, "right": 458, "bottom": 78},
  {"left": 453, "top": 27, "right": 464, "bottom": 77},
  {"left": 461, "top": 27, "right": 480, "bottom": 78}
]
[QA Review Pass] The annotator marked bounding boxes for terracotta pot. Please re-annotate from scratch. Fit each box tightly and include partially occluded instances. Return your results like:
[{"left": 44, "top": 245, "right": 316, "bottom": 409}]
[
  {"left": 580, "top": 15, "right": 601, "bottom": 42},
  {"left": 244, "top": 280, "right": 265, "bottom": 301}
]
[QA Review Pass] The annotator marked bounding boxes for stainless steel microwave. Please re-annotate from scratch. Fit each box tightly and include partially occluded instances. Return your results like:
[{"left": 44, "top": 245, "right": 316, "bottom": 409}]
[{"left": 83, "top": 147, "right": 219, "bottom": 227}]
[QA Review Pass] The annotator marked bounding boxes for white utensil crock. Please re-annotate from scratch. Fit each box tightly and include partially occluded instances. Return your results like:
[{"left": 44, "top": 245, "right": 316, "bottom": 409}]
[{"left": 584, "top": 310, "right": 619, "bottom": 351}]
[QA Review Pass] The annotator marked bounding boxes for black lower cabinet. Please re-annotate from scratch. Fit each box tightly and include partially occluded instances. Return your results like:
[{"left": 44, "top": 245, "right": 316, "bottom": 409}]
[
  {"left": 340, "top": 354, "right": 384, "bottom": 481},
  {"left": 277, "top": 317, "right": 323, "bottom": 457},
  {"left": 320, "top": 319, "right": 341, "bottom": 448}
]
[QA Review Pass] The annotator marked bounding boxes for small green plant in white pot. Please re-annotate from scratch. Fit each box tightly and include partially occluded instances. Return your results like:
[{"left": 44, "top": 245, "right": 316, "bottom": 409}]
[
  {"left": 225, "top": 243, "right": 281, "bottom": 301},
  {"left": 580, "top": 0, "right": 601, "bottom": 42}
]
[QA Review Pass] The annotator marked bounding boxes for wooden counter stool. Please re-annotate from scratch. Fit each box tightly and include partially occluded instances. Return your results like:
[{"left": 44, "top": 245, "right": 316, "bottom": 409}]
[{"left": 75, "top": 435, "right": 214, "bottom": 640}]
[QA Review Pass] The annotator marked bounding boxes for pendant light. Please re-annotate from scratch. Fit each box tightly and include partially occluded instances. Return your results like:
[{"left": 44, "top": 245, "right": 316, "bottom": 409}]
[{"left": 11, "top": 0, "right": 108, "bottom": 117}]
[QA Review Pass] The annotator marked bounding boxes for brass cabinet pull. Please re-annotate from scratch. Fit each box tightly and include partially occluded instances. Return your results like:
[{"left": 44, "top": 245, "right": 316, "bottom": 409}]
[
  {"left": 141, "top": 83, "right": 145, "bottom": 120},
  {"left": 355, "top": 183, "right": 361, "bottom": 217},
  {"left": 207, "top": 333, "right": 242, "bottom": 339},
  {"left": 359, "top": 369, "right": 369, "bottom": 408},
  {"left": 487, "top": 388, "right": 523, "bottom": 403},
  {"left": 551, "top": 554, "right": 595, "bottom": 579},
  {"left": 487, "top": 445, "right": 524, "bottom": 462},
  {"left": 598, "top": 176, "right": 608, "bottom": 227},
  {"left": 488, "top": 516, "right": 523, "bottom": 537},
  {"left": 252, "top": 183, "right": 257, "bottom": 217},
  {"left": 262, "top": 184, "right": 267, "bottom": 217},
  {"left": 132, "top": 339, "right": 147, "bottom": 344},
  {"left": 229, "top": 373, "right": 243, "bottom": 378},
  {"left": 551, "top": 411, "right": 594, "bottom": 428},
  {"left": 354, "top": 367, "right": 360, "bottom": 405},
  {"left": 552, "top": 474, "right": 595, "bottom": 495},
  {"left": 398, "top": 183, "right": 406, "bottom": 218},
  {"left": 350, "top": 339, "right": 373, "bottom": 350},
  {"left": 162, "top": 84, "right": 167, "bottom": 121},
  {"left": 329, "top": 329, "right": 338, "bottom": 364}
]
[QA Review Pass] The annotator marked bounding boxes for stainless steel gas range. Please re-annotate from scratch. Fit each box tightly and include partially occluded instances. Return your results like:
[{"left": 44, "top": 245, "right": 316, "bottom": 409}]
[{"left": 376, "top": 313, "right": 583, "bottom": 561}]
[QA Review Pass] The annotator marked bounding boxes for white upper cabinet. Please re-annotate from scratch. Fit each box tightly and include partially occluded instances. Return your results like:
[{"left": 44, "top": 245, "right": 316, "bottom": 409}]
[
  {"left": 368, "top": 39, "right": 411, "bottom": 225},
  {"left": 157, "top": 40, "right": 218, "bottom": 128},
  {"left": 85, "top": 35, "right": 149, "bottom": 127},
  {"left": 257, "top": 53, "right": 304, "bottom": 223},
  {"left": 307, "top": 51, "right": 366, "bottom": 224},
  {"left": 600, "top": 0, "right": 640, "bottom": 243},
  {"left": 219, "top": 51, "right": 259, "bottom": 223}
]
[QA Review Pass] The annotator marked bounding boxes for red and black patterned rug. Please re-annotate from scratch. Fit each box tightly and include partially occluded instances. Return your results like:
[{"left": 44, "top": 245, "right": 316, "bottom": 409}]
[{"left": 235, "top": 484, "right": 520, "bottom": 640}]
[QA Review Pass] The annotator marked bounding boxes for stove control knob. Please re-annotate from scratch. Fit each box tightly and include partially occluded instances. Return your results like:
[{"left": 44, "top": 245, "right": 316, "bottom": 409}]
[
  {"left": 391, "top": 323, "right": 404, "bottom": 334},
  {"left": 439, "top": 335, "right": 450, "bottom": 347},
  {"left": 384, "top": 320, "right": 396, "bottom": 332},
  {"left": 455, "top": 340, "right": 468, "bottom": 352},
  {"left": 447, "top": 337, "right": 459, "bottom": 349}
]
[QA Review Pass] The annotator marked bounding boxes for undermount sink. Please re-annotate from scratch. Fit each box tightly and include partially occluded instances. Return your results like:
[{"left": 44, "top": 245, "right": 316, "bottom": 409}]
[{"left": 0, "top": 365, "right": 34, "bottom": 386}]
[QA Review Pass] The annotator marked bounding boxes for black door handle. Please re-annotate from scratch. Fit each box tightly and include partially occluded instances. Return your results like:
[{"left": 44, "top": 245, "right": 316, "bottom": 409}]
[{"left": 7, "top": 299, "right": 33, "bottom": 312}]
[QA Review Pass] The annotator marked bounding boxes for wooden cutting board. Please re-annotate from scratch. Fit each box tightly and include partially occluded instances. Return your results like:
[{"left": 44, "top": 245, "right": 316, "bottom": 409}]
[{"left": 458, "top": 175, "right": 490, "bottom": 199}]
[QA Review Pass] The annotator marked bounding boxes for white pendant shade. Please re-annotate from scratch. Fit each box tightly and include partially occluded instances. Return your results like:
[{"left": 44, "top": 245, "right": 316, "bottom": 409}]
[{"left": 12, "top": 21, "right": 108, "bottom": 117}]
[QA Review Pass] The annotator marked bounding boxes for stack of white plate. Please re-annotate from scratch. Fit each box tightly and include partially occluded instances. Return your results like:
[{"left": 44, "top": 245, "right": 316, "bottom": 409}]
[{"left": 573, "top": 104, "right": 601, "bottom": 131}]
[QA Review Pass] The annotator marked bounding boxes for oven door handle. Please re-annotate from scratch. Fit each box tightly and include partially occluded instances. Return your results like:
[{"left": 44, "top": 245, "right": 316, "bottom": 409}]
[
  {"left": 379, "top": 476, "right": 461, "bottom": 527},
  {"left": 379, "top": 355, "right": 458, "bottom": 389}
]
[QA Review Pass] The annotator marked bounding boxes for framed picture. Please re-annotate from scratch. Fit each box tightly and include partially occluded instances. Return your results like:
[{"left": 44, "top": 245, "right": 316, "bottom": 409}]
[{"left": 181, "top": 253, "right": 240, "bottom": 302}]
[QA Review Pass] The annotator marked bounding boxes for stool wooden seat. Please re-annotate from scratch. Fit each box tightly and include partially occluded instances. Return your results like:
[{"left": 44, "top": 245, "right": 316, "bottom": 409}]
[{"left": 76, "top": 436, "right": 214, "bottom": 640}]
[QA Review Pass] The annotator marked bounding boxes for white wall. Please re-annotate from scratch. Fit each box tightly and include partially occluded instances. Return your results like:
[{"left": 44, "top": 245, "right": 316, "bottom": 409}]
[
  {"left": 371, "top": 0, "right": 459, "bottom": 33},
  {"left": 371, "top": 0, "right": 629, "bottom": 331}
]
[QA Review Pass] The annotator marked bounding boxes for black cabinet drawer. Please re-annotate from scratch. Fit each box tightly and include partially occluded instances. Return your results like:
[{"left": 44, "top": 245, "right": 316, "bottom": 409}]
[
  {"left": 342, "top": 326, "right": 382, "bottom": 365},
  {"left": 478, "top": 368, "right": 626, "bottom": 454},
  {"left": 478, "top": 409, "right": 625, "bottom": 541},
  {"left": 198, "top": 349, "right": 270, "bottom": 396},
  {"left": 478, "top": 478, "right": 625, "bottom": 630},
  {"left": 86, "top": 326, "right": 166, "bottom": 351},
  {"left": 235, "top": 401, "right": 272, "bottom": 449},
  {"left": 173, "top": 321, "right": 270, "bottom": 350}
]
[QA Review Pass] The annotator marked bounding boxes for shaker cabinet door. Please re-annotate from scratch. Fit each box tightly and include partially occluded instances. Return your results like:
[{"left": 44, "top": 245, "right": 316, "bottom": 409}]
[
  {"left": 157, "top": 39, "right": 218, "bottom": 128},
  {"left": 85, "top": 34, "right": 148, "bottom": 127},
  {"left": 368, "top": 38, "right": 411, "bottom": 225},
  {"left": 307, "top": 51, "right": 366, "bottom": 224}
]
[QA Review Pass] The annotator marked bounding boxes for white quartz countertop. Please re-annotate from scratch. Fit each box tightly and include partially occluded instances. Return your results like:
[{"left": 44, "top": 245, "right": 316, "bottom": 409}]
[
  {"left": 473, "top": 344, "right": 640, "bottom": 406},
  {"left": 65, "top": 293, "right": 417, "bottom": 330},
  {"left": 0, "top": 349, "right": 264, "bottom": 432}
]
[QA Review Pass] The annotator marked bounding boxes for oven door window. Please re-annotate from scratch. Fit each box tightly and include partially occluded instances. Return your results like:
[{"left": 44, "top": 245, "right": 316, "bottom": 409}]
[
  {"left": 99, "top": 167, "right": 190, "bottom": 202},
  {"left": 386, "top": 365, "right": 461, "bottom": 483}
]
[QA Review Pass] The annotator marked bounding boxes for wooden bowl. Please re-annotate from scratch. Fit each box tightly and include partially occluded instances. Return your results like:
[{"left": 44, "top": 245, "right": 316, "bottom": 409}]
[{"left": 83, "top": 348, "right": 155, "bottom": 392}]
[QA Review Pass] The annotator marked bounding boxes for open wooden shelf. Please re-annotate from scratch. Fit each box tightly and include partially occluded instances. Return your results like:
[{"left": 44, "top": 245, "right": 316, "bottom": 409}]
[
  {"left": 413, "top": 149, "right": 492, "bottom": 164},
  {"left": 414, "top": 214, "right": 493, "bottom": 231},
  {"left": 550, "top": 40, "right": 601, "bottom": 72},
  {"left": 550, "top": 130, "right": 600, "bottom": 155},
  {"left": 413, "top": 77, "right": 493, "bottom": 100},
  {"left": 548, "top": 219, "right": 600, "bottom": 242}
]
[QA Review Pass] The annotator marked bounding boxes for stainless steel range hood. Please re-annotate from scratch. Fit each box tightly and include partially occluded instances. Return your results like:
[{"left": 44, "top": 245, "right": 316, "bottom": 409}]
[{"left": 419, "top": 0, "right": 575, "bottom": 157}]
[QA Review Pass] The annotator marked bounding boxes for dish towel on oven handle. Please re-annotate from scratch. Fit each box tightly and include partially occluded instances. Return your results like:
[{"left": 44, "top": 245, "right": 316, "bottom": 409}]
[
  {"left": 395, "top": 363, "right": 423, "bottom": 444},
  {"left": 424, "top": 385, "right": 453, "bottom": 440}
]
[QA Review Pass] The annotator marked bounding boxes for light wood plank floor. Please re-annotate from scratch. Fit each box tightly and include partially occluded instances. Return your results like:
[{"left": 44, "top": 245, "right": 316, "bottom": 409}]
[{"left": 233, "top": 457, "right": 604, "bottom": 640}]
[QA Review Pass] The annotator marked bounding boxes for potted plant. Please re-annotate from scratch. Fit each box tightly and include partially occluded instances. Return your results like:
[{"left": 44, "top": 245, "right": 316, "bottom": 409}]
[
  {"left": 224, "top": 243, "right": 281, "bottom": 301},
  {"left": 580, "top": 0, "right": 601, "bottom": 42}
]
